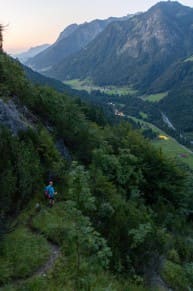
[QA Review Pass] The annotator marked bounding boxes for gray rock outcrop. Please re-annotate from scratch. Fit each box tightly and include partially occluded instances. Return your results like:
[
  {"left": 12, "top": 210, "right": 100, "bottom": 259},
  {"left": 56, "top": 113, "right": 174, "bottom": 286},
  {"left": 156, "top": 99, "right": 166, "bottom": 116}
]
[{"left": 0, "top": 98, "right": 30, "bottom": 134}]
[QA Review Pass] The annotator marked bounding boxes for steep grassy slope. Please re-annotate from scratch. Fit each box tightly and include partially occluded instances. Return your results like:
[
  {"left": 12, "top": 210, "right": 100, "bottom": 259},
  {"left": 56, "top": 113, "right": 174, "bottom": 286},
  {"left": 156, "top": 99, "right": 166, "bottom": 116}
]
[
  {"left": 127, "top": 115, "right": 193, "bottom": 169},
  {"left": 1, "top": 201, "right": 148, "bottom": 291}
]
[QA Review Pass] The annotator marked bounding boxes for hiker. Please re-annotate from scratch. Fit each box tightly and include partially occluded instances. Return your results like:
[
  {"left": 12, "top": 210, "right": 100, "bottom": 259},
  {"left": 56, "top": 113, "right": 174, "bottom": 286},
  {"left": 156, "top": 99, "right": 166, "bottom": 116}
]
[{"left": 45, "top": 180, "right": 57, "bottom": 207}]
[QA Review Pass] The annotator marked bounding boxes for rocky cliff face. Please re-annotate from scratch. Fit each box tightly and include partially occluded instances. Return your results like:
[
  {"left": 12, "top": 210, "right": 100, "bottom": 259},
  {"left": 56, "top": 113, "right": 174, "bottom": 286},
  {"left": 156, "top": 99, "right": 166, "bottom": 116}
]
[{"left": 0, "top": 98, "right": 34, "bottom": 135}]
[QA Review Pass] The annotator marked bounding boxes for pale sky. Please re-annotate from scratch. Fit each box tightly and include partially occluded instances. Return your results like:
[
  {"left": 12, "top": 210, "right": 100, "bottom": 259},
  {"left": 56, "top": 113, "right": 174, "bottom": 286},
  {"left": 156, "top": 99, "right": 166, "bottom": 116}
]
[{"left": 1, "top": 0, "right": 193, "bottom": 53}]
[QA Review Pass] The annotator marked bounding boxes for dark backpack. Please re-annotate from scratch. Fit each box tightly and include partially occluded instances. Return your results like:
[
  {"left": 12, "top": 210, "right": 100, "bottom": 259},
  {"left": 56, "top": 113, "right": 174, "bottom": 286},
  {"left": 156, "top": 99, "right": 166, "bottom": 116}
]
[{"left": 44, "top": 186, "right": 49, "bottom": 199}]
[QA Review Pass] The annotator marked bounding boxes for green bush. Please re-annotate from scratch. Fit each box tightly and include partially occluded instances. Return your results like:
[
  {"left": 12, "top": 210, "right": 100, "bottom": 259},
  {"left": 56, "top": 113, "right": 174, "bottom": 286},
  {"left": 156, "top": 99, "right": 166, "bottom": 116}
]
[
  {"left": 31, "top": 202, "right": 68, "bottom": 244},
  {"left": 161, "top": 260, "right": 189, "bottom": 290},
  {"left": 175, "top": 236, "right": 193, "bottom": 262},
  {"left": 167, "top": 249, "right": 180, "bottom": 264}
]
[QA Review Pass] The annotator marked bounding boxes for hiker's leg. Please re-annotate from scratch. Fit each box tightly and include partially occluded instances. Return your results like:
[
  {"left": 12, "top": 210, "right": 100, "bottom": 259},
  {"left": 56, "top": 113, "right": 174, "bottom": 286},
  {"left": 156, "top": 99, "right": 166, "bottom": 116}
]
[{"left": 49, "top": 198, "right": 54, "bottom": 207}]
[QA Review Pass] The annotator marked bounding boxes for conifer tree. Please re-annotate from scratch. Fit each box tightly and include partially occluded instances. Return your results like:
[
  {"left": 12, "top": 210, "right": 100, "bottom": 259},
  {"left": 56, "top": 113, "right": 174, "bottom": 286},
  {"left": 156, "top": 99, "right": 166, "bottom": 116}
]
[{"left": 0, "top": 24, "right": 3, "bottom": 52}]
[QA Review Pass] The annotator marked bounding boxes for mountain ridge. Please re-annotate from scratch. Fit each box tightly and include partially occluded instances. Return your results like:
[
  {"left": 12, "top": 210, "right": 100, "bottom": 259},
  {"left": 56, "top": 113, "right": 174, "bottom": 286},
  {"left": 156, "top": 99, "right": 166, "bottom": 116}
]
[
  {"left": 46, "top": 1, "right": 193, "bottom": 92},
  {"left": 13, "top": 44, "right": 50, "bottom": 63},
  {"left": 26, "top": 16, "right": 131, "bottom": 72}
]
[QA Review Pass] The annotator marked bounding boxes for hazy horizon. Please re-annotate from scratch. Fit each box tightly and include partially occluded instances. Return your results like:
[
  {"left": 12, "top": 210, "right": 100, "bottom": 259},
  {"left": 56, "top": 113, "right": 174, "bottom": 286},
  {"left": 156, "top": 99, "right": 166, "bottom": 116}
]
[{"left": 2, "top": 0, "right": 193, "bottom": 54}]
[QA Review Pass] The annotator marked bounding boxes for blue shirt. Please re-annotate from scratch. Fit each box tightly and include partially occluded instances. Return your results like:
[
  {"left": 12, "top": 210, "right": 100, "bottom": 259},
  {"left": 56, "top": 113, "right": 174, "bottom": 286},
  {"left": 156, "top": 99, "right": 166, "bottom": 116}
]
[{"left": 46, "top": 185, "right": 55, "bottom": 198}]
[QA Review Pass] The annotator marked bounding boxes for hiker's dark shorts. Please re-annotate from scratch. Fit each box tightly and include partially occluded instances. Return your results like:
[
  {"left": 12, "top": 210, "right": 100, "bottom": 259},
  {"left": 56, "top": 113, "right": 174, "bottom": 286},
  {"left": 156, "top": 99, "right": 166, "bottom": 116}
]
[{"left": 49, "top": 197, "right": 54, "bottom": 201}]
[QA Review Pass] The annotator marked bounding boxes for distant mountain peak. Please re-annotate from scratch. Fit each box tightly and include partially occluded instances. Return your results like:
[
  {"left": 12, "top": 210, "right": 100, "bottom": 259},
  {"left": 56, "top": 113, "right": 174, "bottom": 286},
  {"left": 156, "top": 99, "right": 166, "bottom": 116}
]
[
  {"left": 13, "top": 44, "right": 50, "bottom": 63},
  {"left": 149, "top": 0, "right": 192, "bottom": 13},
  {"left": 56, "top": 23, "right": 78, "bottom": 42},
  {"left": 27, "top": 44, "right": 50, "bottom": 53},
  {"left": 151, "top": 1, "right": 185, "bottom": 8}
]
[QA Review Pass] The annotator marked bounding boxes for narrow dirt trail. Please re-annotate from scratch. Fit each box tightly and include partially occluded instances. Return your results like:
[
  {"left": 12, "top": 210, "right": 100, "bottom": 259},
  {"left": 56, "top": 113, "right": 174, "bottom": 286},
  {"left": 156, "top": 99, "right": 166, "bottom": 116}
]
[
  {"left": 1, "top": 213, "right": 61, "bottom": 288},
  {"left": 27, "top": 214, "right": 61, "bottom": 278},
  {"left": 29, "top": 234, "right": 60, "bottom": 278}
]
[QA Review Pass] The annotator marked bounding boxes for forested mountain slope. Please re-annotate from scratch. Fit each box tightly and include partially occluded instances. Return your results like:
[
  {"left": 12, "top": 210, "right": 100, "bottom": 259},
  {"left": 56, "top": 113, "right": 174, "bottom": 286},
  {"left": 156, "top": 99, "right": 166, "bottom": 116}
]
[{"left": 1, "top": 50, "right": 193, "bottom": 290}]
